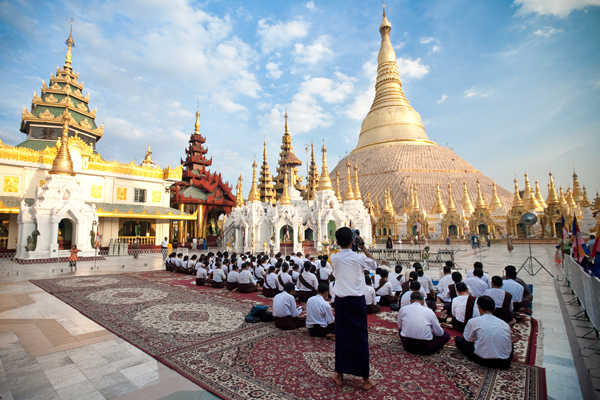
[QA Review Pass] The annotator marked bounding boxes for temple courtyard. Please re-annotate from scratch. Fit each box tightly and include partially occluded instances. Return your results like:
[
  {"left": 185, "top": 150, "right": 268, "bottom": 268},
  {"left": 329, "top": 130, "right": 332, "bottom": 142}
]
[{"left": 0, "top": 243, "right": 597, "bottom": 400}]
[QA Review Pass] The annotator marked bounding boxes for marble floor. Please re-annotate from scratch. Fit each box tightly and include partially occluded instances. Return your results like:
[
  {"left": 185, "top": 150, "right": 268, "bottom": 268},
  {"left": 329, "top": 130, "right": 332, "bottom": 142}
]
[{"left": 0, "top": 243, "right": 597, "bottom": 399}]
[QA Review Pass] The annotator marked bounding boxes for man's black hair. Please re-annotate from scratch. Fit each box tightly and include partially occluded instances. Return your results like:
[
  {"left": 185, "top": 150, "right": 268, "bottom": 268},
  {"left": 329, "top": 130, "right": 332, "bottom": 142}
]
[
  {"left": 283, "top": 283, "right": 295, "bottom": 293},
  {"left": 451, "top": 271, "right": 463, "bottom": 283},
  {"left": 410, "top": 291, "right": 424, "bottom": 301},
  {"left": 477, "top": 295, "right": 495, "bottom": 312},
  {"left": 491, "top": 275, "right": 503, "bottom": 287},
  {"left": 409, "top": 280, "right": 421, "bottom": 291},
  {"left": 318, "top": 283, "right": 329, "bottom": 294},
  {"left": 456, "top": 282, "right": 468, "bottom": 293},
  {"left": 335, "top": 227, "right": 353, "bottom": 247}
]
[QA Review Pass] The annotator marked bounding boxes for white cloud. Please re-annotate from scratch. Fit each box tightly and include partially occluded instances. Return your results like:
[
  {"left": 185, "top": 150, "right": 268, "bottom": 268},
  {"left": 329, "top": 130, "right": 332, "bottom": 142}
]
[
  {"left": 266, "top": 62, "right": 283, "bottom": 79},
  {"left": 257, "top": 18, "right": 310, "bottom": 53},
  {"left": 306, "top": 1, "right": 316, "bottom": 11},
  {"left": 514, "top": 0, "right": 600, "bottom": 17},
  {"left": 396, "top": 57, "right": 430, "bottom": 79},
  {"left": 432, "top": 45, "right": 442, "bottom": 53},
  {"left": 294, "top": 35, "right": 333, "bottom": 65},
  {"left": 437, "top": 94, "right": 449, "bottom": 104},
  {"left": 420, "top": 37, "right": 442, "bottom": 53},
  {"left": 464, "top": 87, "right": 493, "bottom": 98},
  {"left": 533, "top": 27, "right": 564, "bottom": 37}
]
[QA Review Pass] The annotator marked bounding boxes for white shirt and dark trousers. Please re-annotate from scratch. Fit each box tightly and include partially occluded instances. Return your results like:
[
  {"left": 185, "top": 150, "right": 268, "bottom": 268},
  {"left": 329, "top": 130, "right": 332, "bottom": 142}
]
[
  {"left": 306, "top": 294, "right": 335, "bottom": 337},
  {"left": 331, "top": 249, "right": 372, "bottom": 378},
  {"left": 296, "top": 272, "right": 319, "bottom": 303},
  {"left": 273, "top": 291, "right": 305, "bottom": 330},
  {"left": 237, "top": 270, "right": 257, "bottom": 293},
  {"left": 262, "top": 273, "right": 280, "bottom": 298},
  {"left": 455, "top": 314, "right": 514, "bottom": 369},
  {"left": 398, "top": 302, "right": 451, "bottom": 355}
]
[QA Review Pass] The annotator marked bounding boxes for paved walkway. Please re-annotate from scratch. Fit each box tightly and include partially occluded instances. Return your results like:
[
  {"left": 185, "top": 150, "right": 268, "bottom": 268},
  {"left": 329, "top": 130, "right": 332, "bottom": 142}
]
[{"left": 0, "top": 244, "right": 595, "bottom": 399}]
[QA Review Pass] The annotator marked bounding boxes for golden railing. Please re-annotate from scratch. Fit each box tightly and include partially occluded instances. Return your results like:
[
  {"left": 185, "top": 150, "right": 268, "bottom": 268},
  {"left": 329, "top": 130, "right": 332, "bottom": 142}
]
[{"left": 118, "top": 236, "right": 156, "bottom": 245}]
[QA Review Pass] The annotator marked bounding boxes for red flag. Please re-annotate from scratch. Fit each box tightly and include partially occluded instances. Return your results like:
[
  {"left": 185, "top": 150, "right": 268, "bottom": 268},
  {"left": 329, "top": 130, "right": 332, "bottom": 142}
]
[
  {"left": 416, "top": 219, "right": 422, "bottom": 233},
  {"left": 572, "top": 214, "right": 589, "bottom": 262}
]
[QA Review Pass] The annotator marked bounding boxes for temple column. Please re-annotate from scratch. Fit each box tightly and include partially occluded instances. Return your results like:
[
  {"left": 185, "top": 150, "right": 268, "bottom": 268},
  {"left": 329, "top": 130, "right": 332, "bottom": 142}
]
[{"left": 177, "top": 204, "right": 184, "bottom": 243}]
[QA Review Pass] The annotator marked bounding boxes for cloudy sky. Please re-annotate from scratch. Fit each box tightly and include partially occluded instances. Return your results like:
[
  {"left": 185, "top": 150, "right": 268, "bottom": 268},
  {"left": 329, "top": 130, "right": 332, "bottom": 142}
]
[{"left": 0, "top": 0, "right": 599, "bottom": 199}]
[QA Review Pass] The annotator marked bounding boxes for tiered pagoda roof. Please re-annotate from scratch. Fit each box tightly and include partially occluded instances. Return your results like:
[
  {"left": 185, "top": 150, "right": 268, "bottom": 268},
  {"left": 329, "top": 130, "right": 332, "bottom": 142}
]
[
  {"left": 258, "top": 142, "right": 276, "bottom": 204},
  {"left": 171, "top": 111, "right": 235, "bottom": 207},
  {"left": 303, "top": 143, "right": 320, "bottom": 200},
  {"left": 273, "top": 112, "right": 305, "bottom": 196}
]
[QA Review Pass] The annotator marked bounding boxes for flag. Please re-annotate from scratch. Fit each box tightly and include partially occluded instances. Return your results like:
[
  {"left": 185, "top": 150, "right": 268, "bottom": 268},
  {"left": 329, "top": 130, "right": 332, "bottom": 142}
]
[
  {"left": 285, "top": 225, "right": 290, "bottom": 240},
  {"left": 572, "top": 214, "right": 589, "bottom": 263},
  {"left": 94, "top": 233, "right": 100, "bottom": 249},
  {"left": 561, "top": 215, "right": 568, "bottom": 242},
  {"left": 592, "top": 224, "right": 600, "bottom": 277},
  {"left": 416, "top": 219, "right": 422, "bottom": 233}
]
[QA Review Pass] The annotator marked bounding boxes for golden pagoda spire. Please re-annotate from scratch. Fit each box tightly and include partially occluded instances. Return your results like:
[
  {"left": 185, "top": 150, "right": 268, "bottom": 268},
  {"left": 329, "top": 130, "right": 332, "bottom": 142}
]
[
  {"left": 522, "top": 173, "right": 538, "bottom": 211},
  {"left": 49, "top": 111, "right": 75, "bottom": 176},
  {"left": 280, "top": 171, "right": 291, "bottom": 205},
  {"left": 535, "top": 179, "right": 547, "bottom": 209},
  {"left": 413, "top": 185, "right": 421, "bottom": 213},
  {"left": 247, "top": 158, "right": 260, "bottom": 202},
  {"left": 304, "top": 142, "right": 320, "bottom": 200},
  {"left": 258, "top": 142, "right": 276, "bottom": 204},
  {"left": 462, "top": 182, "right": 474, "bottom": 214},
  {"left": 572, "top": 171, "right": 584, "bottom": 205},
  {"left": 64, "top": 19, "right": 75, "bottom": 71},
  {"left": 593, "top": 191, "right": 600, "bottom": 212},
  {"left": 194, "top": 109, "right": 201, "bottom": 134},
  {"left": 235, "top": 174, "right": 244, "bottom": 208},
  {"left": 353, "top": 162, "right": 362, "bottom": 201},
  {"left": 490, "top": 182, "right": 504, "bottom": 212},
  {"left": 344, "top": 159, "right": 355, "bottom": 201},
  {"left": 387, "top": 188, "right": 396, "bottom": 215},
  {"left": 547, "top": 172, "right": 559, "bottom": 205},
  {"left": 317, "top": 141, "right": 334, "bottom": 191},
  {"left": 431, "top": 182, "right": 446, "bottom": 214},
  {"left": 475, "top": 179, "right": 488, "bottom": 210},
  {"left": 364, "top": 192, "right": 374, "bottom": 215},
  {"left": 559, "top": 186, "right": 568, "bottom": 208},
  {"left": 566, "top": 187, "right": 578, "bottom": 210},
  {"left": 143, "top": 144, "right": 153, "bottom": 163},
  {"left": 402, "top": 198, "right": 407, "bottom": 214},
  {"left": 374, "top": 196, "right": 381, "bottom": 217},
  {"left": 284, "top": 110, "right": 289, "bottom": 134},
  {"left": 512, "top": 178, "right": 523, "bottom": 208},
  {"left": 446, "top": 182, "right": 456, "bottom": 212},
  {"left": 335, "top": 171, "right": 342, "bottom": 202},
  {"left": 407, "top": 185, "right": 415, "bottom": 213},
  {"left": 581, "top": 186, "right": 592, "bottom": 208}
]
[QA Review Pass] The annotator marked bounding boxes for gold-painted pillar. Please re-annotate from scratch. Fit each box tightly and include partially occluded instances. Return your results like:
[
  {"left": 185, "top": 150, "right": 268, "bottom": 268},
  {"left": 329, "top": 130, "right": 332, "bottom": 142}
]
[
  {"left": 197, "top": 205, "right": 204, "bottom": 238},
  {"left": 177, "top": 203, "right": 184, "bottom": 243}
]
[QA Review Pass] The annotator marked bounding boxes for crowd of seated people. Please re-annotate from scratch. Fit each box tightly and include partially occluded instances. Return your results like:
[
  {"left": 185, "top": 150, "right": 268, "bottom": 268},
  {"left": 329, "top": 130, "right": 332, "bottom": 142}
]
[{"left": 164, "top": 250, "right": 531, "bottom": 369}]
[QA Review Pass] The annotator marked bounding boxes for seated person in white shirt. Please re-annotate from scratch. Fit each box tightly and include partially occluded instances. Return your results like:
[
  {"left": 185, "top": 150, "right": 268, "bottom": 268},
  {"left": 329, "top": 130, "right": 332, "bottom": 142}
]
[
  {"left": 237, "top": 262, "right": 258, "bottom": 293},
  {"left": 503, "top": 266, "right": 532, "bottom": 314},
  {"left": 208, "top": 262, "right": 226, "bottom": 288},
  {"left": 400, "top": 280, "right": 426, "bottom": 308},
  {"left": 189, "top": 255, "right": 198, "bottom": 271},
  {"left": 484, "top": 276, "right": 515, "bottom": 324},
  {"left": 436, "top": 264, "right": 454, "bottom": 304},
  {"left": 388, "top": 264, "right": 404, "bottom": 294},
  {"left": 291, "top": 264, "right": 300, "bottom": 285},
  {"left": 467, "top": 262, "right": 491, "bottom": 288},
  {"left": 440, "top": 282, "right": 480, "bottom": 333},
  {"left": 226, "top": 265, "right": 240, "bottom": 291},
  {"left": 455, "top": 295, "right": 514, "bottom": 369},
  {"left": 463, "top": 268, "right": 489, "bottom": 298},
  {"left": 398, "top": 291, "right": 450, "bottom": 355},
  {"left": 306, "top": 283, "right": 335, "bottom": 339},
  {"left": 277, "top": 263, "right": 293, "bottom": 291},
  {"left": 166, "top": 252, "right": 176, "bottom": 271},
  {"left": 262, "top": 266, "right": 280, "bottom": 298},
  {"left": 375, "top": 270, "right": 398, "bottom": 307},
  {"left": 296, "top": 262, "right": 319, "bottom": 303},
  {"left": 364, "top": 274, "right": 380, "bottom": 314},
  {"left": 254, "top": 259, "right": 266, "bottom": 286},
  {"left": 414, "top": 263, "right": 434, "bottom": 299},
  {"left": 273, "top": 283, "right": 305, "bottom": 330},
  {"left": 317, "top": 260, "right": 331, "bottom": 285},
  {"left": 195, "top": 264, "right": 208, "bottom": 286},
  {"left": 175, "top": 253, "right": 184, "bottom": 272}
]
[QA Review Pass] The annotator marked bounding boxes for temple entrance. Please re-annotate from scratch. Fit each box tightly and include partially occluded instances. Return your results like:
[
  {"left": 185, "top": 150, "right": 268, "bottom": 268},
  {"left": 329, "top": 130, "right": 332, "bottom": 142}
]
[
  {"left": 516, "top": 223, "right": 527, "bottom": 238},
  {"left": 478, "top": 224, "right": 488, "bottom": 235},
  {"left": 448, "top": 224, "right": 457, "bottom": 237},
  {"left": 280, "top": 225, "right": 293, "bottom": 243},
  {"left": 118, "top": 220, "right": 156, "bottom": 244},
  {"left": 555, "top": 222, "right": 562, "bottom": 236},
  {"left": 58, "top": 219, "right": 73, "bottom": 250},
  {"left": 327, "top": 221, "right": 336, "bottom": 241},
  {"left": 411, "top": 225, "right": 418, "bottom": 236},
  {"left": 0, "top": 215, "right": 9, "bottom": 249},
  {"left": 305, "top": 228, "right": 314, "bottom": 241}
]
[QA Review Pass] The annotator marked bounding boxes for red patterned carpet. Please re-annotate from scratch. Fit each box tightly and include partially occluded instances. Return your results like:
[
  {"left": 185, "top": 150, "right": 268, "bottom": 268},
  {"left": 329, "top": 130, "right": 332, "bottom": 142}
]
[{"left": 31, "top": 272, "right": 547, "bottom": 400}]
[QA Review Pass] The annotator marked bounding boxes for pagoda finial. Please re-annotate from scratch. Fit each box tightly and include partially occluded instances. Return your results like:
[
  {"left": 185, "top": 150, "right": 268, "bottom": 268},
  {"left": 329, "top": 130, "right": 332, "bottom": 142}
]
[
  {"left": 566, "top": 187, "right": 578, "bottom": 210},
  {"left": 446, "top": 183, "right": 456, "bottom": 212},
  {"left": 50, "top": 111, "right": 75, "bottom": 176},
  {"left": 559, "top": 186, "right": 568, "bottom": 208},
  {"left": 547, "top": 171, "right": 559, "bottom": 204},
  {"left": 512, "top": 178, "right": 523, "bottom": 208},
  {"left": 284, "top": 110, "right": 289, "bottom": 134},
  {"left": 490, "top": 182, "right": 503, "bottom": 212},
  {"left": 593, "top": 191, "right": 600, "bottom": 212},
  {"left": 475, "top": 179, "right": 487, "bottom": 209},
  {"left": 462, "top": 182, "right": 474, "bottom": 214},
  {"left": 64, "top": 18, "right": 75, "bottom": 70},
  {"left": 374, "top": 196, "right": 381, "bottom": 216},
  {"left": 194, "top": 109, "right": 200, "bottom": 134},
  {"left": 317, "top": 141, "right": 334, "bottom": 191},
  {"left": 431, "top": 182, "right": 446, "bottom": 214},
  {"left": 304, "top": 142, "right": 320, "bottom": 200},
  {"left": 413, "top": 185, "right": 420, "bottom": 213},
  {"left": 259, "top": 141, "right": 276, "bottom": 204},
  {"left": 280, "top": 171, "right": 291, "bottom": 205},
  {"left": 572, "top": 170, "right": 584, "bottom": 205},
  {"left": 353, "top": 162, "right": 362, "bottom": 201},
  {"left": 235, "top": 174, "right": 244, "bottom": 208},
  {"left": 535, "top": 179, "right": 547, "bottom": 209},
  {"left": 335, "top": 171, "right": 342, "bottom": 202},
  {"left": 142, "top": 144, "right": 153, "bottom": 164},
  {"left": 344, "top": 159, "right": 355, "bottom": 201},
  {"left": 581, "top": 186, "right": 592, "bottom": 208},
  {"left": 380, "top": 4, "right": 392, "bottom": 36},
  {"left": 248, "top": 158, "right": 260, "bottom": 202}
]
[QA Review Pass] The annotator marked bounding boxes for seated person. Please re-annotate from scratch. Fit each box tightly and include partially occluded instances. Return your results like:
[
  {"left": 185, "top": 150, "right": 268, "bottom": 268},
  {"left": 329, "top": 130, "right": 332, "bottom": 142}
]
[
  {"left": 463, "top": 268, "right": 489, "bottom": 298},
  {"left": 317, "top": 260, "right": 331, "bottom": 286},
  {"left": 365, "top": 275, "right": 380, "bottom": 314},
  {"left": 503, "top": 265, "right": 533, "bottom": 312},
  {"left": 175, "top": 253, "right": 184, "bottom": 273},
  {"left": 455, "top": 295, "right": 514, "bottom": 369},
  {"left": 277, "top": 263, "right": 294, "bottom": 291},
  {"left": 440, "top": 282, "right": 480, "bottom": 332},
  {"left": 188, "top": 255, "right": 198, "bottom": 272},
  {"left": 400, "top": 280, "right": 426, "bottom": 308},
  {"left": 254, "top": 259, "right": 266, "bottom": 287},
  {"left": 273, "top": 283, "right": 306, "bottom": 330},
  {"left": 226, "top": 265, "right": 239, "bottom": 291},
  {"left": 375, "top": 270, "right": 398, "bottom": 306},
  {"left": 443, "top": 271, "right": 463, "bottom": 314},
  {"left": 467, "top": 262, "right": 491, "bottom": 288},
  {"left": 436, "top": 264, "right": 454, "bottom": 304},
  {"left": 398, "top": 291, "right": 450, "bottom": 355},
  {"left": 195, "top": 263, "right": 208, "bottom": 286},
  {"left": 501, "top": 266, "right": 532, "bottom": 314},
  {"left": 306, "top": 283, "right": 335, "bottom": 339},
  {"left": 296, "top": 261, "right": 319, "bottom": 303},
  {"left": 388, "top": 264, "right": 404, "bottom": 294},
  {"left": 208, "top": 262, "right": 226, "bottom": 288},
  {"left": 414, "top": 263, "right": 435, "bottom": 300},
  {"left": 484, "top": 276, "right": 514, "bottom": 324},
  {"left": 290, "top": 264, "right": 300, "bottom": 284},
  {"left": 166, "top": 252, "right": 176, "bottom": 271},
  {"left": 237, "top": 262, "right": 258, "bottom": 293},
  {"left": 262, "top": 266, "right": 280, "bottom": 298}
]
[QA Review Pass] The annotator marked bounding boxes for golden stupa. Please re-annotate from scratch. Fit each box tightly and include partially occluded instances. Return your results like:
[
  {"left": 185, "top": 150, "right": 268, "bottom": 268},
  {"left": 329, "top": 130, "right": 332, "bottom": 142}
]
[{"left": 331, "top": 8, "right": 513, "bottom": 213}]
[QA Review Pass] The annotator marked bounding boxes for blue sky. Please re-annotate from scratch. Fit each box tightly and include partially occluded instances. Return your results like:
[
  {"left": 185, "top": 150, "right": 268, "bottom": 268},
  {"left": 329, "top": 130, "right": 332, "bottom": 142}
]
[{"left": 0, "top": 0, "right": 599, "bottom": 200}]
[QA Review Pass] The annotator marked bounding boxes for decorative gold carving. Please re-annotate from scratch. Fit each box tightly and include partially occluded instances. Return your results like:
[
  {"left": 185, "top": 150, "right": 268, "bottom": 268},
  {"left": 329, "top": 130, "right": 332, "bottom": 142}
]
[
  {"left": 3, "top": 176, "right": 19, "bottom": 193},
  {"left": 46, "top": 94, "right": 58, "bottom": 103},
  {"left": 117, "top": 187, "right": 127, "bottom": 201},
  {"left": 76, "top": 102, "right": 87, "bottom": 112},
  {"left": 39, "top": 109, "right": 55, "bottom": 119},
  {"left": 96, "top": 205, "right": 197, "bottom": 220},
  {"left": 79, "top": 118, "right": 91, "bottom": 129},
  {"left": 40, "top": 180, "right": 46, "bottom": 186},
  {"left": 90, "top": 184, "right": 102, "bottom": 199},
  {"left": 33, "top": 92, "right": 42, "bottom": 102},
  {"left": 152, "top": 190, "right": 161, "bottom": 203},
  {"left": 51, "top": 82, "right": 61, "bottom": 90}
]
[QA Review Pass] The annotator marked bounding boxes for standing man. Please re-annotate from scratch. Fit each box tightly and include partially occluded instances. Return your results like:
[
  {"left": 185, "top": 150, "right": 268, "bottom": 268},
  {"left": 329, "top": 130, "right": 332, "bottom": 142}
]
[
  {"left": 161, "top": 237, "right": 169, "bottom": 263},
  {"left": 330, "top": 227, "right": 376, "bottom": 390}
]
